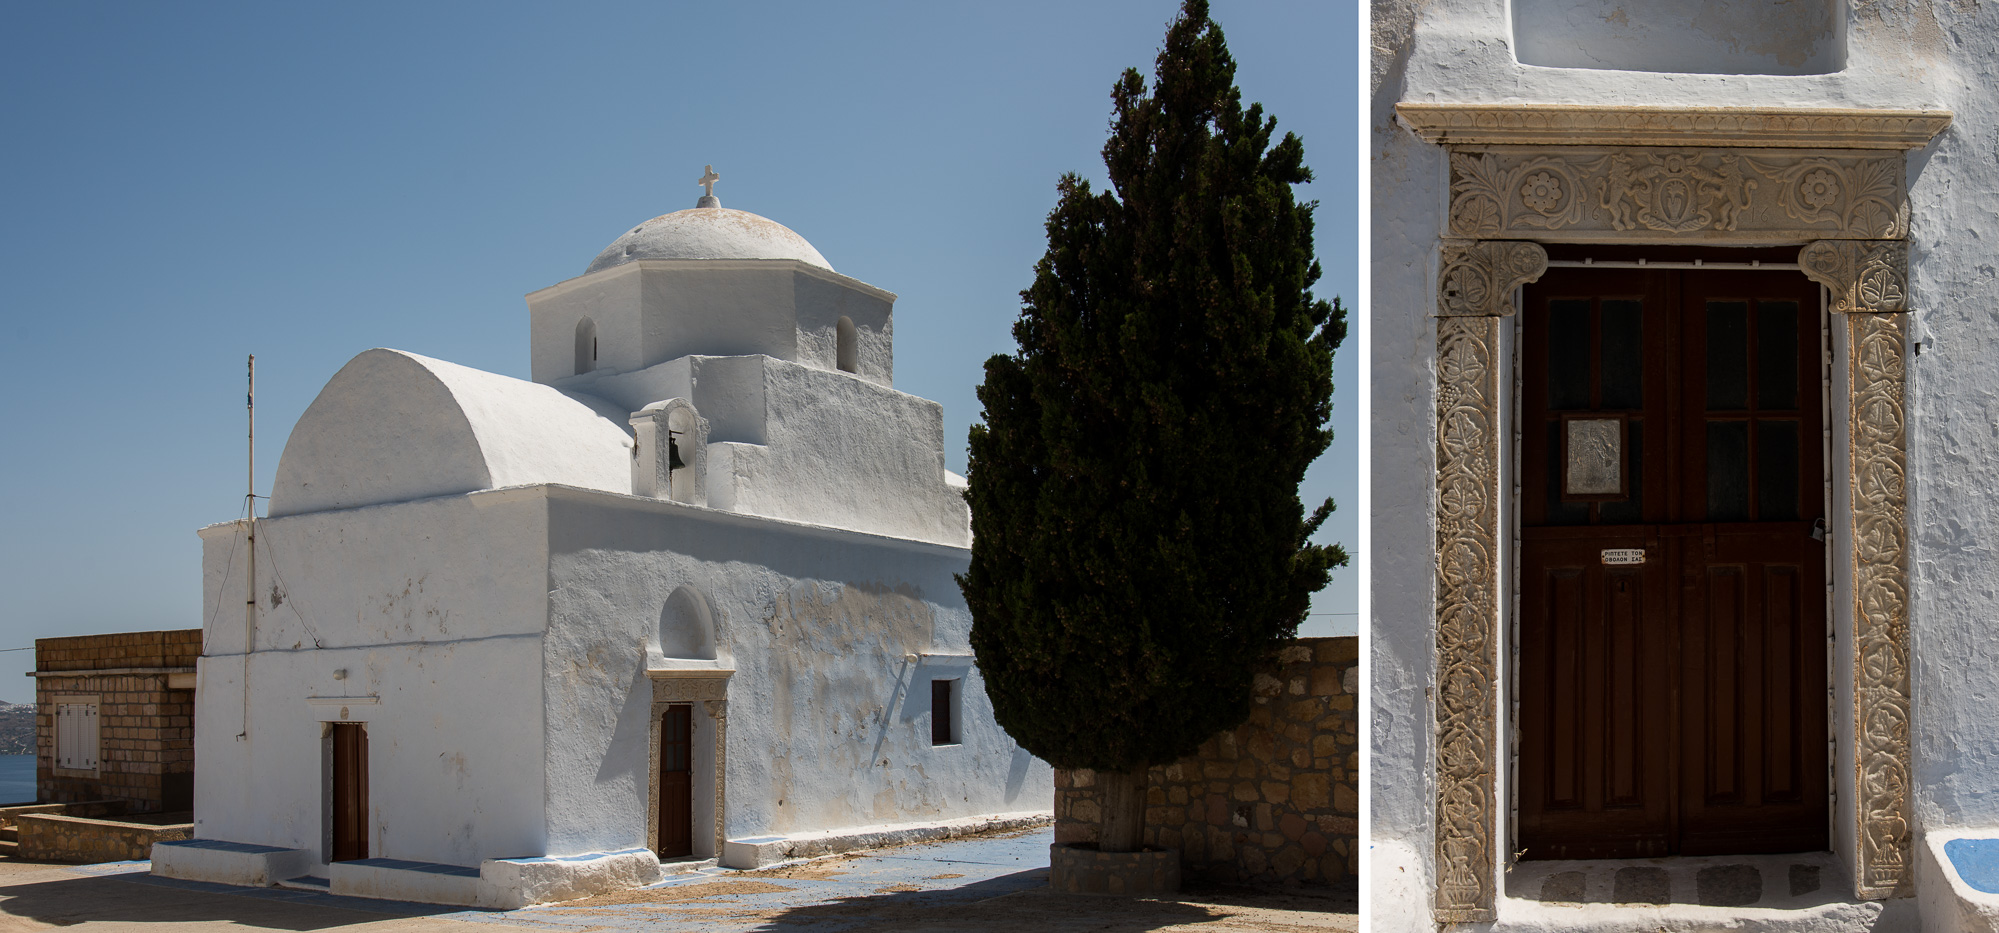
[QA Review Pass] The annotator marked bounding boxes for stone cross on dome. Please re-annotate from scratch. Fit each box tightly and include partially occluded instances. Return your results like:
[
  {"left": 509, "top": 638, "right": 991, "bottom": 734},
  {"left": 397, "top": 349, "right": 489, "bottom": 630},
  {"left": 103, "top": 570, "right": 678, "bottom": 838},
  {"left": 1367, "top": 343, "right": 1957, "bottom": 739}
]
[{"left": 696, "top": 165, "right": 720, "bottom": 208}]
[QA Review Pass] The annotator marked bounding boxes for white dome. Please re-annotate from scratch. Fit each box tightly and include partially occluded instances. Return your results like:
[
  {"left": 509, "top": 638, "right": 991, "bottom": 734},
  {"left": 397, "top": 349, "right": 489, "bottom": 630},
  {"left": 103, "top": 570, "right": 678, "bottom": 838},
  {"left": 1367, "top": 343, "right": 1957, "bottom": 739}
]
[{"left": 586, "top": 206, "right": 833, "bottom": 274}]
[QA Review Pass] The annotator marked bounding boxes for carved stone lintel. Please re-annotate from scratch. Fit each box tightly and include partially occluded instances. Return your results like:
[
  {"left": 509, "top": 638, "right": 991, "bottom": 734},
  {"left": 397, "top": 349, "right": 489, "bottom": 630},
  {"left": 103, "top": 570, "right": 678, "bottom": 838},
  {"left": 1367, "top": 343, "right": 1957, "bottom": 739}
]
[
  {"left": 1448, "top": 148, "right": 1910, "bottom": 242},
  {"left": 1848, "top": 312, "right": 1912, "bottom": 898},
  {"left": 1434, "top": 315, "right": 1501, "bottom": 922},
  {"left": 1801, "top": 240, "right": 1910, "bottom": 314},
  {"left": 650, "top": 668, "right": 734, "bottom": 702},
  {"left": 1438, "top": 241, "right": 1548, "bottom": 317}
]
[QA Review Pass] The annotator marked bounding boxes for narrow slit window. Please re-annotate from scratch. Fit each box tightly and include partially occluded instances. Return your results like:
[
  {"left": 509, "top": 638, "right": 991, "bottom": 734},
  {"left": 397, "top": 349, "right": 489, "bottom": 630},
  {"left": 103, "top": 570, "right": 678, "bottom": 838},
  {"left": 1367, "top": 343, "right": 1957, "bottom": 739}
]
[
  {"left": 930, "top": 679, "right": 957, "bottom": 746},
  {"left": 575, "top": 317, "right": 598, "bottom": 375},
  {"left": 836, "top": 316, "right": 858, "bottom": 373}
]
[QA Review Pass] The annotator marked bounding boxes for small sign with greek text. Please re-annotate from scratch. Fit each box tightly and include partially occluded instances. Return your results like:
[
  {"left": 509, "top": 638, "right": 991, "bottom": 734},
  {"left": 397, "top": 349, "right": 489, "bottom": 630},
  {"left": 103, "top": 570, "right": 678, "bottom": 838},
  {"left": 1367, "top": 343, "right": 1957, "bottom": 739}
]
[{"left": 1601, "top": 548, "right": 1646, "bottom": 565}]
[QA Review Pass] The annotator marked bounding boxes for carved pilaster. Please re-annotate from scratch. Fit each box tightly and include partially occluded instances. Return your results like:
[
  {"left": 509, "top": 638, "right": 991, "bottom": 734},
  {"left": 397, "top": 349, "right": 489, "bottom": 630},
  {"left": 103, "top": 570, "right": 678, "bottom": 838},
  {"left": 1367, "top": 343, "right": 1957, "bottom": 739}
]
[
  {"left": 1438, "top": 241, "right": 1549, "bottom": 317},
  {"left": 1849, "top": 311, "right": 1913, "bottom": 898},
  {"left": 1431, "top": 240, "right": 1539, "bottom": 920},
  {"left": 1798, "top": 238, "right": 1913, "bottom": 898},
  {"left": 1801, "top": 240, "right": 1910, "bottom": 314}
]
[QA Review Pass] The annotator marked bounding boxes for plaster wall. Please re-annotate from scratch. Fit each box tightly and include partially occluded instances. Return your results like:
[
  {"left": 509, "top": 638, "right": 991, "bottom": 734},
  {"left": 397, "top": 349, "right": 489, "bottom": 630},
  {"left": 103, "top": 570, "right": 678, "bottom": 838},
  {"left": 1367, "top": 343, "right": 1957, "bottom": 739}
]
[
  {"left": 270, "top": 349, "right": 633, "bottom": 518},
  {"left": 193, "top": 490, "right": 551, "bottom": 869},
  {"left": 539, "top": 487, "right": 1048, "bottom": 856},
  {"left": 708, "top": 357, "right": 967, "bottom": 546},
  {"left": 528, "top": 262, "right": 893, "bottom": 388},
  {"left": 1371, "top": 0, "right": 1999, "bottom": 925},
  {"left": 558, "top": 353, "right": 966, "bottom": 545}
]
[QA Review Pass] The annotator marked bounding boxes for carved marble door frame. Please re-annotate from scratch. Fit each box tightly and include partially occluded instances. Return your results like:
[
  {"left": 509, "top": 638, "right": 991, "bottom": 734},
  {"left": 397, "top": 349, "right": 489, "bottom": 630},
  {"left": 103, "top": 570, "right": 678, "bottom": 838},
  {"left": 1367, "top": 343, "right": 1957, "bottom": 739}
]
[{"left": 1399, "top": 105, "right": 1949, "bottom": 922}]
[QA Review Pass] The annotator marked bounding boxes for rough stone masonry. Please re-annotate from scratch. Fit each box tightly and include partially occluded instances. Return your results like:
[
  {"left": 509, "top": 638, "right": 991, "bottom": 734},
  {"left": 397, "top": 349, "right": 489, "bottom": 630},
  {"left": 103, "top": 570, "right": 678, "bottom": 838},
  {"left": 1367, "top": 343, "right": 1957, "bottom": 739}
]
[{"left": 1053, "top": 636, "right": 1357, "bottom": 886}]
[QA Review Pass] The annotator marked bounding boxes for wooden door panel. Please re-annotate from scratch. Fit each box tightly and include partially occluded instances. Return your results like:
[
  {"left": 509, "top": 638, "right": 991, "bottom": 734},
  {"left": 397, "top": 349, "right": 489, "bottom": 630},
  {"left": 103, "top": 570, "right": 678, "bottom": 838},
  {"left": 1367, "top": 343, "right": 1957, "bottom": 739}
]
[
  {"left": 331, "top": 723, "right": 368, "bottom": 862},
  {"left": 659, "top": 706, "right": 693, "bottom": 859},
  {"left": 1519, "top": 532, "right": 1673, "bottom": 860},
  {"left": 1679, "top": 528, "right": 1828, "bottom": 855},
  {"left": 1520, "top": 264, "right": 1827, "bottom": 860}
]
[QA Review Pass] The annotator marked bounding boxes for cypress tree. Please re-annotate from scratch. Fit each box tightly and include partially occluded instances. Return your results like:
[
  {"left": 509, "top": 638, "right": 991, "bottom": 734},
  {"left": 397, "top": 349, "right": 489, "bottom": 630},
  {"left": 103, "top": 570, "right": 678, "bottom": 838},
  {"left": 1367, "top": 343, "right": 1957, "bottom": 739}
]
[{"left": 959, "top": 0, "right": 1348, "bottom": 853}]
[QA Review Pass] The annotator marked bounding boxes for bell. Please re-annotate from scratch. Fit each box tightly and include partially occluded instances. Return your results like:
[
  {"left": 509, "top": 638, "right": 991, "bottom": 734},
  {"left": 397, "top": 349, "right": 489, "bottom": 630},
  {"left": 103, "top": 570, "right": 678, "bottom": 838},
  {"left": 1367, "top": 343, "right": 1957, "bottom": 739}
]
[{"left": 668, "top": 433, "right": 687, "bottom": 471}]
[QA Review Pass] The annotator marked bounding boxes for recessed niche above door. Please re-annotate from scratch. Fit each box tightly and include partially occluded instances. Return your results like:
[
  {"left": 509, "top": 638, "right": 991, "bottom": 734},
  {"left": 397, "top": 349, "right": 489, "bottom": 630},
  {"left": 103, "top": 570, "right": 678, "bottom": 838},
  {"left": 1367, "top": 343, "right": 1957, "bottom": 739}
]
[{"left": 1512, "top": 0, "right": 1843, "bottom": 76}]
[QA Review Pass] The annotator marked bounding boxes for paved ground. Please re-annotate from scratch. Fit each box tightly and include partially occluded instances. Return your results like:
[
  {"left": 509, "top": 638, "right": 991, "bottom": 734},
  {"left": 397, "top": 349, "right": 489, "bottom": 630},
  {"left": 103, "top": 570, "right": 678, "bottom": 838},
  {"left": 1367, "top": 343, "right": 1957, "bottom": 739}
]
[{"left": 0, "top": 826, "right": 1355, "bottom": 932}]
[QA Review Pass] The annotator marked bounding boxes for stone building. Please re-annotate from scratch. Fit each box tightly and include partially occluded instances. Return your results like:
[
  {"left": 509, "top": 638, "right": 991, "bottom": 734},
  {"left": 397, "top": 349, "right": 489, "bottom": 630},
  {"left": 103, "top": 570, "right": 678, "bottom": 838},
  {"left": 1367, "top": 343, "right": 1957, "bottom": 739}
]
[
  {"left": 151, "top": 178, "right": 1052, "bottom": 908},
  {"left": 1371, "top": 1, "right": 1999, "bottom": 929},
  {"left": 33, "top": 630, "right": 198, "bottom": 813}
]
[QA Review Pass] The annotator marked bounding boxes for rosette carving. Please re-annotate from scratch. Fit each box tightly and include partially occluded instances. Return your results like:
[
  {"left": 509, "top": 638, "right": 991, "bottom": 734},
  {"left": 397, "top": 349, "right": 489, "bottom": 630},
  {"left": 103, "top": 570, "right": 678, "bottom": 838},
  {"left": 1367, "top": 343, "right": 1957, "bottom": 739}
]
[
  {"left": 1433, "top": 314, "right": 1501, "bottom": 922},
  {"left": 1447, "top": 147, "right": 1908, "bottom": 241},
  {"left": 1800, "top": 240, "right": 1909, "bottom": 314},
  {"left": 1437, "top": 241, "right": 1548, "bottom": 317}
]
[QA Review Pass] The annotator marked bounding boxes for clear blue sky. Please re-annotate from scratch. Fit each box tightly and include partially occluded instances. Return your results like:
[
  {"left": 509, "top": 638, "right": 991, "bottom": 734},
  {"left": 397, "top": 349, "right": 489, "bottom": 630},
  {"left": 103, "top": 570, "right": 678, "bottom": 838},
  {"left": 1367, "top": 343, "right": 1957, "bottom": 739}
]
[{"left": 0, "top": 1, "right": 1359, "bottom": 703}]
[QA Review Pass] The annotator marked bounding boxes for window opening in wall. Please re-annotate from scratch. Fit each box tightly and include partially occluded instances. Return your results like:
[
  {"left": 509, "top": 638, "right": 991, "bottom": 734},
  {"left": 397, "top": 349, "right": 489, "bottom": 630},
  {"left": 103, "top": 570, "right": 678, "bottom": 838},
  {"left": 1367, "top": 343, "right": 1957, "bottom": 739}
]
[
  {"left": 931, "top": 679, "right": 958, "bottom": 745},
  {"left": 836, "top": 316, "right": 858, "bottom": 373},
  {"left": 55, "top": 700, "right": 99, "bottom": 772},
  {"left": 575, "top": 317, "right": 599, "bottom": 375}
]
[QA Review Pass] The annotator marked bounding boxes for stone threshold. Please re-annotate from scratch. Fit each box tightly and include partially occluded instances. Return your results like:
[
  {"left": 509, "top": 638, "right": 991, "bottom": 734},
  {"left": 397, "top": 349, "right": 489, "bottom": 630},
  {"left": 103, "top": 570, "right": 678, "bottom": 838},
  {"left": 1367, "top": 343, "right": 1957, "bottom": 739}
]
[{"left": 1492, "top": 852, "right": 1913, "bottom": 933}]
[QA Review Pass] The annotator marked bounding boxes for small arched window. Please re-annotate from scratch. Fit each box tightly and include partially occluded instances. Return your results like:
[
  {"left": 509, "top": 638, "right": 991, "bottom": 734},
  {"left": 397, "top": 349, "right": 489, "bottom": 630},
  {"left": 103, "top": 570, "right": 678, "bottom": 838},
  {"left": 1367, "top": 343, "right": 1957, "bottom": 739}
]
[
  {"left": 575, "top": 317, "right": 598, "bottom": 375},
  {"left": 660, "top": 586, "right": 717, "bottom": 661},
  {"left": 836, "top": 316, "right": 858, "bottom": 374}
]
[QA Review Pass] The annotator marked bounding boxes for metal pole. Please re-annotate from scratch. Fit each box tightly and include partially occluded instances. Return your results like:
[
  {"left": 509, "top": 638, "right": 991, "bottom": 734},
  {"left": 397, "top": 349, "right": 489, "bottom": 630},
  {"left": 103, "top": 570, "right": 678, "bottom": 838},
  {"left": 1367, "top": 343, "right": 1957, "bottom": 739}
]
[{"left": 242, "top": 355, "right": 255, "bottom": 740}]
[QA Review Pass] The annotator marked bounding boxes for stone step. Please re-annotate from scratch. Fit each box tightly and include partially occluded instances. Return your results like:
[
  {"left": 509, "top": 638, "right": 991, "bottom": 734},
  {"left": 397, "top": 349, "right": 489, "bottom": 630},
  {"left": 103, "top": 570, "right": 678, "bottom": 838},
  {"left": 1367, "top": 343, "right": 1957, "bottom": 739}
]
[
  {"left": 277, "top": 874, "right": 330, "bottom": 891},
  {"left": 1505, "top": 851, "right": 1841, "bottom": 910}
]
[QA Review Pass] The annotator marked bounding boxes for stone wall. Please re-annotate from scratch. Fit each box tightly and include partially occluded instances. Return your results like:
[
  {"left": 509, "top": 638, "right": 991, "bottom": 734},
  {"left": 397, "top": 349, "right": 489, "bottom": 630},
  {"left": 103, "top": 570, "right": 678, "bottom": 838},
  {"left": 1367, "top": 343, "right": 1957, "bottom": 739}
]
[
  {"left": 35, "top": 630, "right": 200, "bottom": 812},
  {"left": 16, "top": 812, "right": 192, "bottom": 863},
  {"left": 1052, "top": 636, "right": 1357, "bottom": 886}
]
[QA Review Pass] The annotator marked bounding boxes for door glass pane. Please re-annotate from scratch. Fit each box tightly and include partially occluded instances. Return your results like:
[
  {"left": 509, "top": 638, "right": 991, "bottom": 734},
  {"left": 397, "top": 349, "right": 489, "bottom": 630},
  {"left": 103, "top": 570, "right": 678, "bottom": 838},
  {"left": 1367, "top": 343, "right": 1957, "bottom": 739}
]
[
  {"left": 1708, "top": 421, "right": 1750, "bottom": 521},
  {"left": 1599, "top": 422, "right": 1643, "bottom": 524},
  {"left": 1548, "top": 299, "right": 1592, "bottom": 410},
  {"left": 1600, "top": 299, "right": 1644, "bottom": 410},
  {"left": 1758, "top": 300, "right": 1800, "bottom": 410},
  {"left": 1707, "top": 301, "right": 1749, "bottom": 411},
  {"left": 1758, "top": 421, "right": 1800, "bottom": 521}
]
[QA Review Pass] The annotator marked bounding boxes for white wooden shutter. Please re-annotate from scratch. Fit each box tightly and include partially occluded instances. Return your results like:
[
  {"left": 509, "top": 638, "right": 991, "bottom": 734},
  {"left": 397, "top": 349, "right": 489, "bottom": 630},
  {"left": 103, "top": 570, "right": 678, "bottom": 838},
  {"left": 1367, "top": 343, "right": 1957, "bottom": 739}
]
[{"left": 55, "top": 703, "right": 98, "bottom": 771}]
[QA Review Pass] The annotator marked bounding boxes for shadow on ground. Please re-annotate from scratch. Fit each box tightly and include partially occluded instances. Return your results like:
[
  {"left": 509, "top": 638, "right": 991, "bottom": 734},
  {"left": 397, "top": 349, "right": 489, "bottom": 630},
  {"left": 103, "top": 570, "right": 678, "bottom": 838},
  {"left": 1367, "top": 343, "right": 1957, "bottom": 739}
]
[
  {"left": 735, "top": 875, "right": 1357, "bottom": 932},
  {"left": 0, "top": 865, "right": 461, "bottom": 930}
]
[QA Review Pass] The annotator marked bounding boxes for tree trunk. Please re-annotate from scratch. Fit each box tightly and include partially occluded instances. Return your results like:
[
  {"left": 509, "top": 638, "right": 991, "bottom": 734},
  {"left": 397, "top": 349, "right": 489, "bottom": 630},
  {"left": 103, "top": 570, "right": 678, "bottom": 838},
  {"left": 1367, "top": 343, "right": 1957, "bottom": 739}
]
[{"left": 1098, "top": 766, "right": 1148, "bottom": 853}]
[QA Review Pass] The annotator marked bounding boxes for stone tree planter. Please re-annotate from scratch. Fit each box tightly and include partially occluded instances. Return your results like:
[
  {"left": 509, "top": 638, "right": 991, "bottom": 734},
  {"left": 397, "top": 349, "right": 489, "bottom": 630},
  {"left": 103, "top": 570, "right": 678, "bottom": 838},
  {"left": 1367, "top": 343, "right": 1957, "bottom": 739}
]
[{"left": 1049, "top": 842, "right": 1181, "bottom": 895}]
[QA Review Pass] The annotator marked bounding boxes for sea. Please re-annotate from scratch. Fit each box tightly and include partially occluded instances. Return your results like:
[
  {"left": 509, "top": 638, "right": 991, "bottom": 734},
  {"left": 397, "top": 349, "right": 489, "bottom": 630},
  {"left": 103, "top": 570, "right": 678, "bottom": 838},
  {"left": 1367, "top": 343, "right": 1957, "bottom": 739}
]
[{"left": 0, "top": 756, "right": 34, "bottom": 804}]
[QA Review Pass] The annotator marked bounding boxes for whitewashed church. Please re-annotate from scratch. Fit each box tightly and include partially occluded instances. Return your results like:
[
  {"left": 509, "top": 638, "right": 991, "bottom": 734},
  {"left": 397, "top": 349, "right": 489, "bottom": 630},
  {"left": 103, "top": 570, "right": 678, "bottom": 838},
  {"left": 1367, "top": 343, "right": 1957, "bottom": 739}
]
[
  {"left": 1373, "top": 1, "right": 1999, "bottom": 930},
  {"left": 151, "top": 172, "right": 1051, "bottom": 908}
]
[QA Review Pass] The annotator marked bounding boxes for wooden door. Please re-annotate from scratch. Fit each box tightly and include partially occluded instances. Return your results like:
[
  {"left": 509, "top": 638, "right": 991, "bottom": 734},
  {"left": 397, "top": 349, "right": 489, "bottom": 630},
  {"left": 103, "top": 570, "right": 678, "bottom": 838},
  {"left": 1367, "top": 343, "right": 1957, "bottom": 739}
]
[
  {"left": 331, "top": 723, "right": 369, "bottom": 862},
  {"left": 1518, "top": 266, "right": 1828, "bottom": 860},
  {"left": 658, "top": 706, "right": 692, "bottom": 859}
]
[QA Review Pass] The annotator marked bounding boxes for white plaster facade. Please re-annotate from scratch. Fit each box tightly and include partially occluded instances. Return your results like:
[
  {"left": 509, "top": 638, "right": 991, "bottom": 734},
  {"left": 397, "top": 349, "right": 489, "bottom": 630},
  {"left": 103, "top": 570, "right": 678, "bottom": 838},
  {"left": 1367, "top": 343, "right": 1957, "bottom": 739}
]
[
  {"left": 1372, "top": 2, "right": 1999, "bottom": 930},
  {"left": 154, "top": 196, "right": 1051, "bottom": 907}
]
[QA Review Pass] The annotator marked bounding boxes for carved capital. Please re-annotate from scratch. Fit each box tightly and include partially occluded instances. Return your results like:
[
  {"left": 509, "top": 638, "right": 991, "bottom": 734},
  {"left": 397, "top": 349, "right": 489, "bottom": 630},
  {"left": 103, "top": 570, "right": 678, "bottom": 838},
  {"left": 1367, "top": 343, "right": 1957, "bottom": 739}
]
[
  {"left": 1801, "top": 240, "right": 1910, "bottom": 314},
  {"left": 1437, "top": 241, "right": 1547, "bottom": 317}
]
